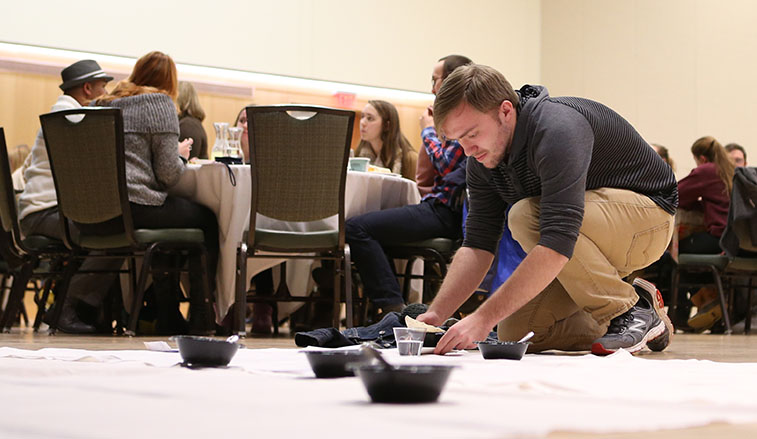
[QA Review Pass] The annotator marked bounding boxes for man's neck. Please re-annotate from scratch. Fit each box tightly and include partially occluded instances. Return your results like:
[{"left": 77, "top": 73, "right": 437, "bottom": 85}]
[{"left": 64, "top": 91, "right": 88, "bottom": 106}]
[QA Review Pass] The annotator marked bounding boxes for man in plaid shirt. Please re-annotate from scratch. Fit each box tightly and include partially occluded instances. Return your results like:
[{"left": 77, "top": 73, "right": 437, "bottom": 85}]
[{"left": 346, "top": 56, "right": 470, "bottom": 314}]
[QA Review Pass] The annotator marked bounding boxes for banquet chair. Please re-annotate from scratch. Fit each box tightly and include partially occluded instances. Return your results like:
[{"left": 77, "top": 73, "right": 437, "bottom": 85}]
[
  {"left": 382, "top": 237, "right": 460, "bottom": 303},
  {"left": 670, "top": 169, "right": 757, "bottom": 335},
  {"left": 0, "top": 127, "right": 70, "bottom": 332},
  {"left": 234, "top": 105, "right": 355, "bottom": 336},
  {"left": 39, "top": 108, "right": 213, "bottom": 335}
]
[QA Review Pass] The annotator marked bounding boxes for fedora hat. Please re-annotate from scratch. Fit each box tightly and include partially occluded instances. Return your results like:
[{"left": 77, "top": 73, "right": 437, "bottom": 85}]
[{"left": 59, "top": 60, "right": 114, "bottom": 91}]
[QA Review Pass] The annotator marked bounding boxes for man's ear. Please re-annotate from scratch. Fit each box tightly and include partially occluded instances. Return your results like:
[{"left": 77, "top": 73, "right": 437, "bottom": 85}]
[
  {"left": 499, "top": 100, "right": 514, "bottom": 123},
  {"left": 81, "top": 82, "right": 92, "bottom": 97}
]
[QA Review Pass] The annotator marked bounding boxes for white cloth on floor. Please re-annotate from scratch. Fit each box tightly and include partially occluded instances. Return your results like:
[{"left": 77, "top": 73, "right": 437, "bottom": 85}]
[{"left": 1, "top": 347, "right": 756, "bottom": 438}]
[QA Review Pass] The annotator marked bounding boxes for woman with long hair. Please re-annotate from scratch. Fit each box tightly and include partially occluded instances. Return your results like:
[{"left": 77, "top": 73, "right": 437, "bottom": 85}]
[
  {"left": 177, "top": 81, "right": 208, "bottom": 159},
  {"left": 233, "top": 106, "right": 251, "bottom": 163},
  {"left": 678, "top": 135, "right": 734, "bottom": 254},
  {"left": 95, "top": 51, "right": 219, "bottom": 334},
  {"left": 354, "top": 100, "right": 417, "bottom": 180}
]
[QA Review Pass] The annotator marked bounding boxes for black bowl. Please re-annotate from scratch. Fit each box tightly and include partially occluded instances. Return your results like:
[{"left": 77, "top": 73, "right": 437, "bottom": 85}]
[
  {"left": 476, "top": 340, "right": 529, "bottom": 360},
  {"left": 302, "top": 350, "right": 369, "bottom": 378},
  {"left": 423, "top": 331, "right": 444, "bottom": 347},
  {"left": 175, "top": 335, "right": 240, "bottom": 367},
  {"left": 353, "top": 364, "right": 456, "bottom": 403}
]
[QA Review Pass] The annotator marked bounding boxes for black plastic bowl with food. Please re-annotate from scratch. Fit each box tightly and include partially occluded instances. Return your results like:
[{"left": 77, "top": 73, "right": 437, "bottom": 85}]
[
  {"left": 302, "top": 349, "right": 369, "bottom": 378},
  {"left": 476, "top": 340, "right": 529, "bottom": 360},
  {"left": 352, "top": 364, "right": 456, "bottom": 403},
  {"left": 175, "top": 335, "right": 240, "bottom": 367}
]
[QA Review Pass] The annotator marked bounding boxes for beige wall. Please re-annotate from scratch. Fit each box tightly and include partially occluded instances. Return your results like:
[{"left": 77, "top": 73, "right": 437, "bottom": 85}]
[
  {"left": 541, "top": 0, "right": 757, "bottom": 178},
  {"left": 1, "top": 0, "right": 541, "bottom": 92}
]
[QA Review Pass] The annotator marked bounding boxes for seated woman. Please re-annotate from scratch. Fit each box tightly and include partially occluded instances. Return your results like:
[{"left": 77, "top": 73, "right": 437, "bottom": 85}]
[
  {"left": 93, "top": 51, "right": 219, "bottom": 335},
  {"left": 354, "top": 100, "right": 417, "bottom": 180},
  {"left": 678, "top": 136, "right": 733, "bottom": 254},
  {"left": 677, "top": 136, "right": 734, "bottom": 330},
  {"left": 177, "top": 81, "right": 208, "bottom": 160},
  {"left": 233, "top": 106, "right": 251, "bottom": 163}
]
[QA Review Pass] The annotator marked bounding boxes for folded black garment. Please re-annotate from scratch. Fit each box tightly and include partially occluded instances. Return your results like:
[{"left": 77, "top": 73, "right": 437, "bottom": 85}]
[{"left": 294, "top": 328, "right": 355, "bottom": 348}]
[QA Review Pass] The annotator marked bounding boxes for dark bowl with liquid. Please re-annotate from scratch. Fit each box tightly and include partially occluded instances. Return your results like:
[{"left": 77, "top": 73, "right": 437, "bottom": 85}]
[
  {"left": 476, "top": 340, "right": 529, "bottom": 360},
  {"left": 175, "top": 335, "right": 240, "bottom": 367},
  {"left": 302, "top": 349, "right": 369, "bottom": 378},
  {"left": 352, "top": 364, "right": 456, "bottom": 403}
]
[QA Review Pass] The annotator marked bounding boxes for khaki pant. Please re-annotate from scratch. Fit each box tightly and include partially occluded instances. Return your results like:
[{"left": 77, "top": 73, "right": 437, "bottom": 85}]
[{"left": 498, "top": 188, "right": 674, "bottom": 352}]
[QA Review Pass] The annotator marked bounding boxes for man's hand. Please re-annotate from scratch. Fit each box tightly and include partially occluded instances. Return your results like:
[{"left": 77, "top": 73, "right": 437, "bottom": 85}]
[
  {"left": 433, "top": 312, "right": 494, "bottom": 355},
  {"left": 417, "top": 310, "right": 444, "bottom": 327},
  {"left": 419, "top": 106, "right": 434, "bottom": 130},
  {"left": 178, "top": 138, "right": 193, "bottom": 159}
]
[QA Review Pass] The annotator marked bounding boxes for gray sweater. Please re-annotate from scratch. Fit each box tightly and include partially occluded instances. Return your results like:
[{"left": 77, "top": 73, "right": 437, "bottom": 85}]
[
  {"left": 464, "top": 85, "right": 678, "bottom": 258},
  {"left": 105, "top": 93, "right": 185, "bottom": 206}
]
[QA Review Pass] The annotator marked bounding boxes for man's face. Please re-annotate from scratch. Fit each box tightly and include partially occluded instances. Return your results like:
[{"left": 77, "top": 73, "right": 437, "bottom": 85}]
[
  {"left": 431, "top": 61, "right": 445, "bottom": 95},
  {"left": 729, "top": 149, "right": 747, "bottom": 167},
  {"left": 84, "top": 79, "right": 109, "bottom": 101},
  {"left": 441, "top": 101, "right": 516, "bottom": 169}
]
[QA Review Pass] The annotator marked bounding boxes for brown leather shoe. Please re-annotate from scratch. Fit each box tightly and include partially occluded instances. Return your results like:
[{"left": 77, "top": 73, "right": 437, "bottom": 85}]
[{"left": 251, "top": 303, "right": 273, "bottom": 334}]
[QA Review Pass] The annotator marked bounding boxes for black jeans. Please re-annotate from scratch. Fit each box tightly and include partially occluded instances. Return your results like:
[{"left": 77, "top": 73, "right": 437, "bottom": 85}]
[
  {"left": 679, "top": 231, "right": 722, "bottom": 254},
  {"left": 345, "top": 199, "right": 461, "bottom": 307}
]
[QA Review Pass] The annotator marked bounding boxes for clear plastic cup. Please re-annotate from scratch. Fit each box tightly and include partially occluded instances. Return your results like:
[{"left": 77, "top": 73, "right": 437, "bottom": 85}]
[{"left": 393, "top": 327, "right": 426, "bottom": 356}]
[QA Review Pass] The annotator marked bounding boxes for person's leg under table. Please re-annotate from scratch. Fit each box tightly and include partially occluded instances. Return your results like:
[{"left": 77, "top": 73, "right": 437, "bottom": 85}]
[
  {"left": 502, "top": 188, "right": 674, "bottom": 352},
  {"left": 346, "top": 200, "right": 460, "bottom": 309}
]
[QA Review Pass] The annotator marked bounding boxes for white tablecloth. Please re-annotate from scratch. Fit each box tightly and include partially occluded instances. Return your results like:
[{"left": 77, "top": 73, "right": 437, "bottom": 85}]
[{"left": 170, "top": 163, "right": 421, "bottom": 322}]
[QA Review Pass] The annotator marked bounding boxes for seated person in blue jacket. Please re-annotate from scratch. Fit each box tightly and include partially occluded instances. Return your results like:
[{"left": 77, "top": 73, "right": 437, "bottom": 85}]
[
  {"left": 418, "top": 65, "right": 678, "bottom": 356},
  {"left": 346, "top": 56, "right": 469, "bottom": 314}
]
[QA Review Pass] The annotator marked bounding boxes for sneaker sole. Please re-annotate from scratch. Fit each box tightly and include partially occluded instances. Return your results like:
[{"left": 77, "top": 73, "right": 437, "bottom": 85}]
[
  {"left": 591, "top": 319, "right": 666, "bottom": 355},
  {"left": 633, "top": 277, "right": 674, "bottom": 352}
]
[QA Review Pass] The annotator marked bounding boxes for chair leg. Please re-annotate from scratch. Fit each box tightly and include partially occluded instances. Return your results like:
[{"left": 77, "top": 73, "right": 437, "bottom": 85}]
[
  {"left": 33, "top": 276, "right": 55, "bottom": 331},
  {"left": 669, "top": 266, "right": 681, "bottom": 324},
  {"left": 1, "top": 265, "right": 34, "bottom": 332},
  {"left": 344, "top": 246, "right": 353, "bottom": 328},
  {"left": 195, "top": 246, "right": 213, "bottom": 331},
  {"left": 401, "top": 257, "right": 416, "bottom": 304},
  {"left": 746, "top": 276, "right": 754, "bottom": 335},
  {"left": 708, "top": 266, "right": 731, "bottom": 334},
  {"left": 127, "top": 246, "right": 157, "bottom": 336},
  {"left": 272, "top": 264, "right": 288, "bottom": 335},
  {"left": 235, "top": 244, "right": 248, "bottom": 337},
  {"left": 332, "top": 258, "right": 341, "bottom": 329}
]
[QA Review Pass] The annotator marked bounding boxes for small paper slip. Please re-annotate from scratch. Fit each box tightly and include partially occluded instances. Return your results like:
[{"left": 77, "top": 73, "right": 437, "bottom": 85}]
[{"left": 144, "top": 341, "right": 177, "bottom": 352}]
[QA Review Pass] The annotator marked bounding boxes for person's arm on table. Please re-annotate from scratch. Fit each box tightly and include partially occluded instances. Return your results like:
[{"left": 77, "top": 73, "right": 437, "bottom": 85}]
[{"left": 432, "top": 245, "right": 568, "bottom": 355}]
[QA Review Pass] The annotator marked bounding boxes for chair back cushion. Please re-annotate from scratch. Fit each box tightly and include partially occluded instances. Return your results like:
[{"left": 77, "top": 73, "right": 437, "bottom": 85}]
[
  {"left": 247, "top": 106, "right": 354, "bottom": 223},
  {"left": 39, "top": 108, "right": 126, "bottom": 225}
]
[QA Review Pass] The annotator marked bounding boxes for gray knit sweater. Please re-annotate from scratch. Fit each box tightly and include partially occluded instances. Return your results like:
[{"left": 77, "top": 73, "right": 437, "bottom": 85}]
[{"left": 105, "top": 93, "right": 185, "bottom": 206}]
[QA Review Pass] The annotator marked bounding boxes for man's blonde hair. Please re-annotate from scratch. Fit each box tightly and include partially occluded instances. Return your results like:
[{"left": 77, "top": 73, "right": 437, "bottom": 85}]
[{"left": 433, "top": 64, "right": 519, "bottom": 137}]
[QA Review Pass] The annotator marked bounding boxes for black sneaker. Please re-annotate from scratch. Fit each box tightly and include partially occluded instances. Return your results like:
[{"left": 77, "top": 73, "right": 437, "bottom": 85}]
[
  {"left": 591, "top": 286, "right": 666, "bottom": 355},
  {"left": 632, "top": 278, "right": 674, "bottom": 351}
]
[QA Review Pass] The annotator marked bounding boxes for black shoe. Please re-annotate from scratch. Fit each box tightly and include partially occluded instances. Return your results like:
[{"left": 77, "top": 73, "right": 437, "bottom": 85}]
[{"left": 45, "top": 301, "right": 97, "bottom": 334}]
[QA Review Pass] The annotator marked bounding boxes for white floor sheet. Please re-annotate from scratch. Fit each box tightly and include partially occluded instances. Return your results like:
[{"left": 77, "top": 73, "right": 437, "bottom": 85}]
[{"left": 1, "top": 346, "right": 756, "bottom": 438}]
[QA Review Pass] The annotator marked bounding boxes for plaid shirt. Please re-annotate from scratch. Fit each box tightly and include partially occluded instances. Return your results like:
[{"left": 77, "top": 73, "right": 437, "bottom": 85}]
[{"left": 421, "top": 126, "right": 466, "bottom": 206}]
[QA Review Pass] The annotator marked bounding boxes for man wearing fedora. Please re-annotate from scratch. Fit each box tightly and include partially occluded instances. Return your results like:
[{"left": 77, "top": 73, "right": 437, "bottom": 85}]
[{"left": 18, "top": 60, "right": 113, "bottom": 333}]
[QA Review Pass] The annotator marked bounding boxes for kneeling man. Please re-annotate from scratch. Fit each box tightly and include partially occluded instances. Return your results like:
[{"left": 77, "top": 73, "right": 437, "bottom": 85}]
[{"left": 418, "top": 65, "right": 678, "bottom": 355}]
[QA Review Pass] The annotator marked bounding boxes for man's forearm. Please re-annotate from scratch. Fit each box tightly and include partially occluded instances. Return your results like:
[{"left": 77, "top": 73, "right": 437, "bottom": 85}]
[
  {"left": 427, "top": 246, "right": 494, "bottom": 322},
  {"left": 472, "top": 245, "right": 569, "bottom": 329}
]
